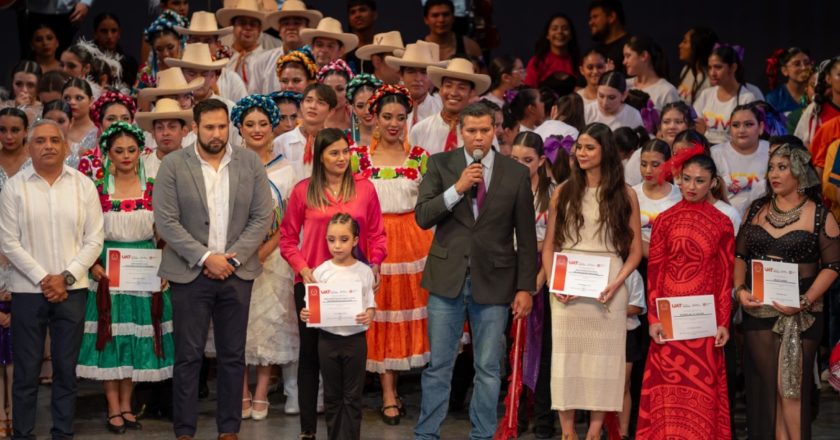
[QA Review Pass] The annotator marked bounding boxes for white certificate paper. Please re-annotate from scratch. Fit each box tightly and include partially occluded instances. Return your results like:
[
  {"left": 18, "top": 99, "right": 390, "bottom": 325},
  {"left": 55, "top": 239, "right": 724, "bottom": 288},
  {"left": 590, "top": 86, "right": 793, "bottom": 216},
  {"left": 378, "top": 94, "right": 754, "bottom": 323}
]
[
  {"left": 305, "top": 282, "right": 363, "bottom": 328},
  {"left": 656, "top": 295, "right": 717, "bottom": 342},
  {"left": 548, "top": 252, "right": 611, "bottom": 299},
  {"left": 751, "top": 260, "right": 800, "bottom": 308},
  {"left": 105, "top": 248, "right": 162, "bottom": 292}
]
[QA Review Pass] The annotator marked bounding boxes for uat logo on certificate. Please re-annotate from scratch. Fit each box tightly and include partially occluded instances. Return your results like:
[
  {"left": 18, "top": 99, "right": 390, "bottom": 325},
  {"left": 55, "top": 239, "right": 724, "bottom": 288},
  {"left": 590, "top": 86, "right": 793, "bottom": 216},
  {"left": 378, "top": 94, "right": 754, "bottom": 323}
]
[
  {"left": 307, "top": 285, "right": 322, "bottom": 324},
  {"left": 548, "top": 252, "right": 611, "bottom": 299},
  {"left": 108, "top": 250, "right": 122, "bottom": 288}
]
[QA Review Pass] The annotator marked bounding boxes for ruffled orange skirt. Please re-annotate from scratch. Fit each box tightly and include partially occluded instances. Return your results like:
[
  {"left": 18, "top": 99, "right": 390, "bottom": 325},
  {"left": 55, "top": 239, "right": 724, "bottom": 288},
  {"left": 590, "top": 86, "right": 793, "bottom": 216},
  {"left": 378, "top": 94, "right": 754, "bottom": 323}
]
[{"left": 366, "top": 212, "right": 432, "bottom": 373}]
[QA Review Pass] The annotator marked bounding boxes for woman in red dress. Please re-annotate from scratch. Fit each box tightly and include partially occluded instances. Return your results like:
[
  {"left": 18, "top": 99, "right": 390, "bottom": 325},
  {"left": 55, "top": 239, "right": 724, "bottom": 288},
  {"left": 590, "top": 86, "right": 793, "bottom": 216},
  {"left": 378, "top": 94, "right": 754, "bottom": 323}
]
[{"left": 636, "top": 153, "right": 734, "bottom": 440}]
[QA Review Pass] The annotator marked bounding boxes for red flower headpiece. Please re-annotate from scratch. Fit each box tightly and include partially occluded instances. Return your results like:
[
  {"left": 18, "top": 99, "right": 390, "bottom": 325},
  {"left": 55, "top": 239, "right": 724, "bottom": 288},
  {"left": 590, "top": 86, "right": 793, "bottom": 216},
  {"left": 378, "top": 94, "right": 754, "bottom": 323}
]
[
  {"left": 89, "top": 91, "right": 137, "bottom": 130},
  {"left": 367, "top": 84, "right": 414, "bottom": 116},
  {"left": 658, "top": 142, "right": 706, "bottom": 184}
]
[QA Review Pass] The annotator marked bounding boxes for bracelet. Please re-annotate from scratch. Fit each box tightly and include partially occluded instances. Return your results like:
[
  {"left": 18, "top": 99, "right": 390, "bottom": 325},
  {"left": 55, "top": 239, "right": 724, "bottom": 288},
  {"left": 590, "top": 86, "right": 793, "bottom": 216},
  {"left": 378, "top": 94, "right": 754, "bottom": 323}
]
[
  {"left": 799, "top": 296, "right": 813, "bottom": 311},
  {"left": 735, "top": 284, "right": 750, "bottom": 296}
]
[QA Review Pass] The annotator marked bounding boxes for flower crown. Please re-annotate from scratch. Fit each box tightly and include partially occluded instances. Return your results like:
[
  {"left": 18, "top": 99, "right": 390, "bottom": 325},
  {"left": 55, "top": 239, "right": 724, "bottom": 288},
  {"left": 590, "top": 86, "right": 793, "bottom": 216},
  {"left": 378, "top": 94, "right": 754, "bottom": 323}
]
[
  {"left": 90, "top": 91, "right": 137, "bottom": 129},
  {"left": 367, "top": 84, "right": 414, "bottom": 116},
  {"left": 231, "top": 94, "right": 281, "bottom": 129},
  {"left": 144, "top": 10, "right": 189, "bottom": 44},
  {"left": 98, "top": 121, "right": 146, "bottom": 153},
  {"left": 316, "top": 59, "right": 355, "bottom": 83},
  {"left": 276, "top": 48, "right": 318, "bottom": 80},
  {"left": 345, "top": 73, "right": 382, "bottom": 102}
]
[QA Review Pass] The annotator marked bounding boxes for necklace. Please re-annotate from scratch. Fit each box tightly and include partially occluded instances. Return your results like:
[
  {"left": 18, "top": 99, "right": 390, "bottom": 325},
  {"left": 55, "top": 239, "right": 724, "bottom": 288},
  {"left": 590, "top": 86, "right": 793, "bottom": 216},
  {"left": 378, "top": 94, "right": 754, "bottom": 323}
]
[{"left": 766, "top": 195, "right": 807, "bottom": 229}]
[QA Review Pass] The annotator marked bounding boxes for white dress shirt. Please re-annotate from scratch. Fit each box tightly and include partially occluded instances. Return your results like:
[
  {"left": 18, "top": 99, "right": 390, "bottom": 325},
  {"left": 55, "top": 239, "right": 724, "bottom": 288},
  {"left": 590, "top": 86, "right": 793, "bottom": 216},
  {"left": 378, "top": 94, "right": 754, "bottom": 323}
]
[
  {"left": 247, "top": 47, "right": 286, "bottom": 95},
  {"left": 407, "top": 93, "right": 443, "bottom": 133},
  {"left": 0, "top": 165, "right": 104, "bottom": 293},
  {"left": 443, "top": 147, "right": 495, "bottom": 218},
  {"left": 410, "top": 111, "right": 499, "bottom": 156},
  {"left": 272, "top": 125, "right": 312, "bottom": 183},
  {"left": 218, "top": 68, "right": 248, "bottom": 103},
  {"left": 196, "top": 144, "right": 233, "bottom": 265}
]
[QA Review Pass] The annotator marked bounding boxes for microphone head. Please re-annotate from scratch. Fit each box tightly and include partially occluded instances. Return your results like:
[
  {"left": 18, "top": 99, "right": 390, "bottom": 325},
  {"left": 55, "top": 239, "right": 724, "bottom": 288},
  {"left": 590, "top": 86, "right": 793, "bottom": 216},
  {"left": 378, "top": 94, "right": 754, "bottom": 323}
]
[{"left": 471, "top": 148, "right": 484, "bottom": 162}]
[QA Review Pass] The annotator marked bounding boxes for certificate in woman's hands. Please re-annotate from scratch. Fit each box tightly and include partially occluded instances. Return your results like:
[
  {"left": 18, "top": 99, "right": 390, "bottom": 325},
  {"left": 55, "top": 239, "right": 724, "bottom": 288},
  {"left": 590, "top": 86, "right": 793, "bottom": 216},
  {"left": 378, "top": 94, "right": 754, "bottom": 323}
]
[
  {"left": 305, "top": 282, "right": 363, "bottom": 327},
  {"left": 106, "top": 248, "right": 162, "bottom": 292},
  {"left": 657, "top": 295, "right": 717, "bottom": 341},
  {"left": 548, "top": 252, "right": 611, "bottom": 299},
  {"left": 751, "top": 260, "right": 800, "bottom": 308}
]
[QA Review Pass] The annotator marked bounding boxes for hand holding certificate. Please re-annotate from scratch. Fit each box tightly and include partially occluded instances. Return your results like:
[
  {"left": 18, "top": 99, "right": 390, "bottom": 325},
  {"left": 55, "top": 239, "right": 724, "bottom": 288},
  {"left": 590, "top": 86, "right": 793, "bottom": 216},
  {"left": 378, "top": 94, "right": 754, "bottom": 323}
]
[
  {"left": 305, "top": 282, "right": 364, "bottom": 328},
  {"left": 656, "top": 295, "right": 717, "bottom": 342},
  {"left": 751, "top": 260, "right": 800, "bottom": 308},
  {"left": 106, "top": 248, "right": 162, "bottom": 292},
  {"left": 548, "top": 252, "right": 611, "bottom": 300}
]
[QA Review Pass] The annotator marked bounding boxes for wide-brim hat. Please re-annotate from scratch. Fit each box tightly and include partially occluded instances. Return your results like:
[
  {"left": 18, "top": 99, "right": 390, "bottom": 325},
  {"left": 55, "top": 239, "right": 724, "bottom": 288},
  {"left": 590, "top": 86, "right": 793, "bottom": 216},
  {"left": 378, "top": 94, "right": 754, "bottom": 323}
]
[
  {"left": 216, "top": 0, "right": 269, "bottom": 30},
  {"left": 137, "top": 68, "right": 205, "bottom": 100},
  {"left": 385, "top": 40, "right": 447, "bottom": 69},
  {"left": 266, "top": 0, "right": 322, "bottom": 29},
  {"left": 165, "top": 43, "right": 230, "bottom": 71},
  {"left": 428, "top": 57, "right": 491, "bottom": 95},
  {"left": 299, "top": 17, "right": 359, "bottom": 52},
  {"left": 356, "top": 31, "right": 405, "bottom": 61},
  {"left": 175, "top": 11, "right": 233, "bottom": 37},
  {"left": 135, "top": 98, "right": 194, "bottom": 132}
]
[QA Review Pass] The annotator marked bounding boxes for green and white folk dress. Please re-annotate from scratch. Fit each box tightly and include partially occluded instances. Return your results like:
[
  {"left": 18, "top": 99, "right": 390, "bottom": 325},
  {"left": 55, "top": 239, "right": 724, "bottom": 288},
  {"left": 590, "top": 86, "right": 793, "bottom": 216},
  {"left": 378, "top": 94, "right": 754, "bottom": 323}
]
[{"left": 76, "top": 176, "right": 174, "bottom": 381}]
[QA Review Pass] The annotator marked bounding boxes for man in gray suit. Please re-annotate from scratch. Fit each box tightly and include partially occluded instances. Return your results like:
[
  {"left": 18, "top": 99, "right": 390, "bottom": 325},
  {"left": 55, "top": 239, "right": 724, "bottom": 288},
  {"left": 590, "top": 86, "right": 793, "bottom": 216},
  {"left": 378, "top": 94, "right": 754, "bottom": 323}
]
[
  {"left": 153, "top": 99, "right": 273, "bottom": 440},
  {"left": 414, "top": 102, "right": 538, "bottom": 440}
]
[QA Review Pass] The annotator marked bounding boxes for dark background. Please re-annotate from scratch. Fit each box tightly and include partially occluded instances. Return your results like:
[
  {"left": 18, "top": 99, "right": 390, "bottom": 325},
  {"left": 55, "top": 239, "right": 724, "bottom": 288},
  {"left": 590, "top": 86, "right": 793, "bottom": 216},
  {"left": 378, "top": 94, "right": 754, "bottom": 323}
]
[{"left": 1, "top": 0, "right": 838, "bottom": 91}]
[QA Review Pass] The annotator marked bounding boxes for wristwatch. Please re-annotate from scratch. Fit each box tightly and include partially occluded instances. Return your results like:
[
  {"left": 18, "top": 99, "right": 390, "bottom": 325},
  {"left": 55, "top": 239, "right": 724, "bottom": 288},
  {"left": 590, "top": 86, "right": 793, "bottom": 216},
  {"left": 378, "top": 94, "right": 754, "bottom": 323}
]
[{"left": 61, "top": 270, "right": 76, "bottom": 286}]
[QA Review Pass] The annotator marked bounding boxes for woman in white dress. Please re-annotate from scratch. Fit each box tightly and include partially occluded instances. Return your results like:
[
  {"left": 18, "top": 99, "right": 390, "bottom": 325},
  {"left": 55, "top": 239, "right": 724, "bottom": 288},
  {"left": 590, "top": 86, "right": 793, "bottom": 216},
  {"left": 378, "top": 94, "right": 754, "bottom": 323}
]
[{"left": 230, "top": 94, "right": 299, "bottom": 420}]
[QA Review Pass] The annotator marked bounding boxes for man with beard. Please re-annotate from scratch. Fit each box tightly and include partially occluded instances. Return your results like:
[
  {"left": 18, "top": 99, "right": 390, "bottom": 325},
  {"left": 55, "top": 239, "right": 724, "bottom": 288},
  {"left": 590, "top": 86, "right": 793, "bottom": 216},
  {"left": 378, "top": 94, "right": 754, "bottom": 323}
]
[
  {"left": 588, "top": 0, "right": 630, "bottom": 73},
  {"left": 248, "top": 0, "right": 324, "bottom": 94},
  {"left": 153, "top": 99, "right": 273, "bottom": 440}
]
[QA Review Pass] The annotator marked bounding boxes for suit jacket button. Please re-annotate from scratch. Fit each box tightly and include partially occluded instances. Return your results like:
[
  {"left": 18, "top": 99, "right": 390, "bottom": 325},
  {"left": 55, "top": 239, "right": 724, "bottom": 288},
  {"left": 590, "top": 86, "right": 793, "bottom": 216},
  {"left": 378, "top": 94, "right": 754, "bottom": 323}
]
[{"left": 204, "top": 221, "right": 209, "bottom": 225}]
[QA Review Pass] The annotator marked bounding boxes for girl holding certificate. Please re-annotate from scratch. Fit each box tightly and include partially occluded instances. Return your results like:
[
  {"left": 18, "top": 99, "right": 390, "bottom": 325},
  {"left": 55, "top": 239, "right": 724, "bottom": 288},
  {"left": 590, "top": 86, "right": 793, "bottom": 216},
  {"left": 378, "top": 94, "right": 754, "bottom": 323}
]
[
  {"left": 734, "top": 143, "right": 840, "bottom": 440},
  {"left": 636, "top": 153, "right": 734, "bottom": 440},
  {"left": 76, "top": 122, "right": 174, "bottom": 434},
  {"left": 542, "top": 122, "right": 642, "bottom": 440}
]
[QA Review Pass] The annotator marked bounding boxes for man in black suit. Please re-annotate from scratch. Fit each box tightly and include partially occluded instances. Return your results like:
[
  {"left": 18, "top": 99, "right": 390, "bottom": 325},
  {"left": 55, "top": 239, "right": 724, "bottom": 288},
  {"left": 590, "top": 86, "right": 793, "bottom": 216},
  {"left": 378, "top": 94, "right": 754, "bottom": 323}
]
[{"left": 413, "top": 102, "right": 537, "bottom": 440}]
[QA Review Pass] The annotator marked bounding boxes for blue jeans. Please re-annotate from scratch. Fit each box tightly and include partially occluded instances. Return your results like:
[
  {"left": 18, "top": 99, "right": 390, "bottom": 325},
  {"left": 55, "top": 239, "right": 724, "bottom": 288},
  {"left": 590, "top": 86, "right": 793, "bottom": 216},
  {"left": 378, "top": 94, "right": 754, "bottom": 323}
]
[{"left": 414, "top": 276, "right": 509, "bottom": 440}]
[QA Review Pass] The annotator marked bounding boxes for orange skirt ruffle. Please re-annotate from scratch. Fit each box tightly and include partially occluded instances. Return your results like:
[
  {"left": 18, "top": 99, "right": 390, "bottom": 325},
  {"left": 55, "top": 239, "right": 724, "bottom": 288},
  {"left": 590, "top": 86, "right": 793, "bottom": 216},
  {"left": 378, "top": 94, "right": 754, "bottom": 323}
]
[{"left": 366, "top": 212, "right": 432, "bottom": 373}]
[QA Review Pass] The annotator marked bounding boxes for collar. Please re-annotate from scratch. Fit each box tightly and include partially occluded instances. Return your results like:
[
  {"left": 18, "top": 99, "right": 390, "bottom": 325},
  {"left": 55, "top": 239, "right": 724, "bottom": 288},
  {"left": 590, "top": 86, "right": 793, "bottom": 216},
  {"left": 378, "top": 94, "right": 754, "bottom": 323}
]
[
  {"left": 462, "top": 147, "right": 494, "bottom": 169},
  {"left": 24, "top": 164, "right": 73, "bottom": 182},
  {"left": 194, "top": 143, "right": 233, "bottom": 166}
]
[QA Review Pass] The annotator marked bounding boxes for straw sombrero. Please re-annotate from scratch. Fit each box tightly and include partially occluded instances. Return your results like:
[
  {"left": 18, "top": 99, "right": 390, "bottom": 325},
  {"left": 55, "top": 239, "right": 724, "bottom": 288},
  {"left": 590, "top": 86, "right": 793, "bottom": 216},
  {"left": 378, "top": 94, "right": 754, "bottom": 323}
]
[
  {"left": 356, "top": 31, "right": 405, "bottom": 61},
  {"left": 216, "top": 0, "right": 269, "bottom": 30},
  {"left": 175, "top": 11, "right": 233, "bottom": 37},
  {"left": 428, "top": 58, "right": 491, "bottom": 95},
  {"left": 385, "top": 40, "right": 447, "bottom": 70},
  {"left": 137, "top": 68, "right": 205, "bottom": 100},
  {"left": 165, "top": 43, "right": 230, "bottom": 71},
  {"left": 266, "top": 0, "right": 322, "bottom": 29},
  {"left": 299, "top": 17, "right": 359, "bottom": 52},
  {"left": 135, "top": 98, "right": 194, "bottom": 132}
]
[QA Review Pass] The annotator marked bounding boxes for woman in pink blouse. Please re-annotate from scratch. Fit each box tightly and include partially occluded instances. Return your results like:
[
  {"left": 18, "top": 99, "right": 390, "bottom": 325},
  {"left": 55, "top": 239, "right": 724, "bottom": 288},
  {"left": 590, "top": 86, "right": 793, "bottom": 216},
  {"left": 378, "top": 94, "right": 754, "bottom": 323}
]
[
  {"left": 279, "top": 127, "right": 387, "bottom": 440},
  {"left": 524, "top": 13, "right": 580, "bottom": 88}
]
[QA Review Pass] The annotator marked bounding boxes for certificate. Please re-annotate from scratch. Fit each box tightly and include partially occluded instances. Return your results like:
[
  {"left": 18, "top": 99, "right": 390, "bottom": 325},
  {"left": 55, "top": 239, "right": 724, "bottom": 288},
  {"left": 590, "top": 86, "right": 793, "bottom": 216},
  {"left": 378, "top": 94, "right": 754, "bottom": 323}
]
[
  {"left": 656, "top": 295, "right": 717, "bottom": 342},
  {"left": 106, "top": 248, "right": 162, "bottom": 292},
  {"left": 548, "top": 252, "right": 611, "bottom": 299},
  {"left": 751, "top": 260, "right": 800, "bottom": 308},
  {"left": 305, "top": 282, "right": 363, "bottom": 328}
]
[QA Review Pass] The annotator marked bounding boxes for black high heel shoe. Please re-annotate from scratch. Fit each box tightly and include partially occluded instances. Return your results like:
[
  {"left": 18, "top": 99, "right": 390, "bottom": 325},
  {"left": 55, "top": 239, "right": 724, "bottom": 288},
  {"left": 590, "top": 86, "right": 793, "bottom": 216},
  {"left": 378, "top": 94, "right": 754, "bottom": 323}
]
[
  {"left": 121, "top": 412, "right": 142, "bottom": 430},
  {"left": 396, "top": 396, "right": 406, "bottom": 416},
  {"left": 106, "top": 414, "right": 126, "bottom": 434}
]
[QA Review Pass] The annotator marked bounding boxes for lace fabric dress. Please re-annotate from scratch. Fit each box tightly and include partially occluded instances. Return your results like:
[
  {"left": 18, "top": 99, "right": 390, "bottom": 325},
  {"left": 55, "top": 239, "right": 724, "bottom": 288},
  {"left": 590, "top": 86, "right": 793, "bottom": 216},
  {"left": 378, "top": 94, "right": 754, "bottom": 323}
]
[
  {"left": 76, "top": 175, "right": 175, "bottom": 381},
  {"left": 735, "top": 198, "right": 840, "bottom": 440}
]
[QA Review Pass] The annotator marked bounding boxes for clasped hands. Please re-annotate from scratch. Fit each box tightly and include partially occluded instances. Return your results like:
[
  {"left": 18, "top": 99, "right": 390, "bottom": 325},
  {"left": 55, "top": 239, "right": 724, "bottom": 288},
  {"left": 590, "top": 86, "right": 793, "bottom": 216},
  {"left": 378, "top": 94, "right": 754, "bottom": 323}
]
[
  {"left": 203, "top": 252, "right": 238, "bottom": 280},
  {"left": 40, "top": 274, "right": 68, "bottom": 303}
]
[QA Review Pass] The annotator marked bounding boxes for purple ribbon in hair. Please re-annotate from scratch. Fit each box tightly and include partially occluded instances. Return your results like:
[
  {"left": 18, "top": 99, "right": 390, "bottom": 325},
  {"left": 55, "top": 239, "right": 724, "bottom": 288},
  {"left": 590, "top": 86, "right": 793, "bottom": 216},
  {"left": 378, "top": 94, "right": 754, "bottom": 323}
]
[
  {"left": 544, "top": 135, "right": 576, "bottom": 164},
  {"left": 640, "top": 100, "right": 660, "bottom": 135},
  {"left": 713, "top": 42, "right": 745, "bottom": 61}
]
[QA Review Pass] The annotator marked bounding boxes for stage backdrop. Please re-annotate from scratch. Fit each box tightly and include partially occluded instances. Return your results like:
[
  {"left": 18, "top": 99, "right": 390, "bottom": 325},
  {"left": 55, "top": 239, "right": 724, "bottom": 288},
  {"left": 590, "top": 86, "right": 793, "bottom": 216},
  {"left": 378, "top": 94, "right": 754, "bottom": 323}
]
[{"left": 0, "top": 0, "right": 838, "bottom": 94}]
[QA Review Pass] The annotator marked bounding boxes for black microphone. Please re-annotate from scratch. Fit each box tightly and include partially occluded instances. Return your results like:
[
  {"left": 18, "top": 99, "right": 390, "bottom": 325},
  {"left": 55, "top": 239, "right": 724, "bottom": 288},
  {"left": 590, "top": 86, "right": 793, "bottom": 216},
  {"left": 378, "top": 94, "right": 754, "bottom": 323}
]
[{"left": 470, "top": 149, "right": 484, "bottom": 199}]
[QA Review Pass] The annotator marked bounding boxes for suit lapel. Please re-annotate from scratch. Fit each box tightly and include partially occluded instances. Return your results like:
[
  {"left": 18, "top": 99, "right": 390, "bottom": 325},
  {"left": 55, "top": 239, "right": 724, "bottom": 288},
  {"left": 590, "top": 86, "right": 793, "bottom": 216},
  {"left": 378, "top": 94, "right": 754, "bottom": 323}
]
[
  {"left": 449, "top": 149, "right": 475, "bottom": 227},
  {"left": 227, "top": 148, "right": 241, "bottom": 227},
  {"left": 185, "top": 148, "right": 209, "bottom": 215},
  {"left": 476, "top": 154, "right": 503, "bottom": 223}
]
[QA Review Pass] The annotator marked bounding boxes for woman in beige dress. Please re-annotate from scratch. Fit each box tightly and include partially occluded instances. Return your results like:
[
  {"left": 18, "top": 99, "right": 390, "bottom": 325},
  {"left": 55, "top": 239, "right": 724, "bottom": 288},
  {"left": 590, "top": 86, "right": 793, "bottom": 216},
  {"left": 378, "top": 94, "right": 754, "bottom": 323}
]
[{"left": 542, "top": 122, "right": 642, "bottom": 440}]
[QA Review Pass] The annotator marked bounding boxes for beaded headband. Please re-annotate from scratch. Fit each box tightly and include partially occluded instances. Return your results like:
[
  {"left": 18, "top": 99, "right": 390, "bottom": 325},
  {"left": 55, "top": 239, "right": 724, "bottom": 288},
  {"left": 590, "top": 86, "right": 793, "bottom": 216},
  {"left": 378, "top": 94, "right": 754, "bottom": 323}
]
[
  {"left": 89, "top": 91, "right": 137, "bottom": 129},
  {"left": 231, "top": 94, "right": 281, "bottom": 129},
  {"left": 98, "top": 121, "right": 146, "bottom": 153},
  {"left": 367, "top": 84, "right": 414, "bottom": 116},
  {"left": 345, "top": 73, "right": 382, "bottom": 102}
]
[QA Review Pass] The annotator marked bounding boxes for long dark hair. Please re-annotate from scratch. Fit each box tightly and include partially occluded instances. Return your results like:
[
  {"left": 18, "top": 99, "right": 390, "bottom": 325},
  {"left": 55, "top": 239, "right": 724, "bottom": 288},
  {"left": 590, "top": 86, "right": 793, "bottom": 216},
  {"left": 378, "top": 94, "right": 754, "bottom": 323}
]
[
  {"left": 765, "top": 47, "right": 809, "bottom": 90},
  {"left": 488, "top": 55, "right": 518, "bottom": 91},
  {"left": 503, "top": 87, "right": 539, "bottom": 123},
  {"left": 512, "top": 131, "right": 551, "bottom": 213},
  {"left": 9, "top": 60, "right": 42, "bottom": 99},
  {"left": 555, "top": 93, "right": 585, "bottom": 131},
  {"left": 710, "top": 44, "right": 745, "bottom": 84},
  {"left": 679, "top": 26, "right": 718, "bottom": 101},
  {"left": 307, "top": 128, "right": 355, "bottom": 209},
  {"left": 625, "top": 34, "right": 668, "bottom": 80},
  {"left": 554, "top": 122, "right": 633, "bottom": 259},
  {"left": 534, "top": 13, "right": 580, "bottom": 74}
]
